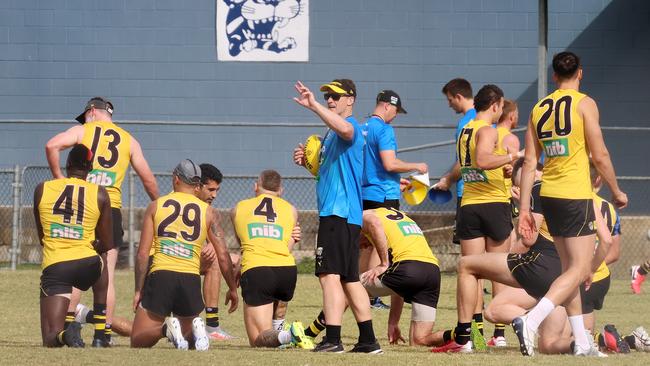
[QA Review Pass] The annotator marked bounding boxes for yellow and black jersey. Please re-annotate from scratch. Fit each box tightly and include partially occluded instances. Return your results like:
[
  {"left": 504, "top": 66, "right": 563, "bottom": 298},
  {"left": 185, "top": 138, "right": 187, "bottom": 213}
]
[
  {"left": 38, "top": 177, "right": 100, "bottom": 269},
  {"left": 496, "top": 126, "right": 513, "bottom": 198},
  {"left": 592, "top": 193, "right": 621, "bottom": 282},
  {"left": 367, "top": 207, "right": 439, "bottom": 266},
  {"left": 234, "top": 194, "right": 296, "bottom": 273},
  {"left": 80, "top": 120, "right": 132, "bottom": 208},
  {"left": 149, "top": 191, "right": 209, "bottom": 275},
  {"left": 531, "top": 89, "right": 591, "bottom": 199}
]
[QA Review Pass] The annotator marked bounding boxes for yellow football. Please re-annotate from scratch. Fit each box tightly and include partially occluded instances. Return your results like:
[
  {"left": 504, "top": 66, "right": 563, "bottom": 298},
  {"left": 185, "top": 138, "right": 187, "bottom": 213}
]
[{"left": 304, "top": 134, "right": 322, "bottom": 176}]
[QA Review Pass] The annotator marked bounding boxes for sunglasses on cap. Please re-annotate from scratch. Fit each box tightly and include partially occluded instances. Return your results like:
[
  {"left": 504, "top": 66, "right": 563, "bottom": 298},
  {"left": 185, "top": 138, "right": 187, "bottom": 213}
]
[{"left": 323, "top": 93, "right": 348, "bottom": 101}]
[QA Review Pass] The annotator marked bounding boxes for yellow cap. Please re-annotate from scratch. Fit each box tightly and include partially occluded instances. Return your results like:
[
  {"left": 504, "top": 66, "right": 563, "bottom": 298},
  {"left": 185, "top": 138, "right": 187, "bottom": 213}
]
[
  {"left": 403, "top": 177, "right": 429, "bottom": 206},
  {"left": 304, "top": 134, "right": 322, "bottom": 176}
]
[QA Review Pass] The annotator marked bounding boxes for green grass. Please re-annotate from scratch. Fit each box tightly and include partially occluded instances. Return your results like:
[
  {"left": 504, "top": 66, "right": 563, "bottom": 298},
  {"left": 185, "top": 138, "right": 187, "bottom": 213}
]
[{"left": 1, "top": 270, "right": 648, "bottom": 365}]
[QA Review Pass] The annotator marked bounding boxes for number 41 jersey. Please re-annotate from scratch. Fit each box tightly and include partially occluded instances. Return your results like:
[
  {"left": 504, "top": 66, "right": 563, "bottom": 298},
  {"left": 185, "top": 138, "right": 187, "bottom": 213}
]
[
  {"left": 39, "top": 177, "right": 100, "bottom": 269},
  {"left": 81, "top": 120, "right": 132, "bottom": 208},
  {"left": 532, "top": 89, "right": 591, "bottom": 199},
  {"left": 233, "top": 194, "right": 296, "bottom": 274},
  {"left": 150, "top": 191, "right": 209, "bottom": 275}
]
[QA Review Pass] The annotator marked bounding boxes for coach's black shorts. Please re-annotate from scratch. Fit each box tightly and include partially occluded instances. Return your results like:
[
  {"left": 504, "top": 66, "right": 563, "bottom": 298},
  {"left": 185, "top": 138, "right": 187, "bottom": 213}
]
[
  {"left": 40, "top": 255, "right": 102, "bottom": 298},
  {"left": 141, "top": 270, "right": 203, "bottom": 317},
  {"left": 457, "top": 202, "right": 513, "bottom": 242},
  {"left": 540, "top": 197, "right": 596, "bottom": 237},
  {"left": 580, "top": 275, "right": 610, "bottom": 313},
  {"left": 363, "top": 199, "right": 400, "bottom": 211},
  {"left": 508, "top": 239, "right": 561, "bottom": 299},
  {"left": 453, "top": 197, "right": 462, "bottom": 245},
  {"left": 111, "top": 208, "right": 124, "bottom": 250},
  {"left": 315, "top": 215, "right": 361, "bottom": 282},
  {"left": 240, "top": 266, "right": 298, "bottom": 306},
  {"left": 380, "top": 260, "right": 440, "bottom": 308}
]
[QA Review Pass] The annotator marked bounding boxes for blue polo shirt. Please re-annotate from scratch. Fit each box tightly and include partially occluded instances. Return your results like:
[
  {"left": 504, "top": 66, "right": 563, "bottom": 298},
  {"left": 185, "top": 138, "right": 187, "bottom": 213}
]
[
  {"left": 454, "top": 108, "right": 476, "bottom": 198},
  {"left": 362, "top": 116, "right": 400, "bottom": 202},
  {"left": 316, "top": 116, "right": 364, "bottom": 226}
]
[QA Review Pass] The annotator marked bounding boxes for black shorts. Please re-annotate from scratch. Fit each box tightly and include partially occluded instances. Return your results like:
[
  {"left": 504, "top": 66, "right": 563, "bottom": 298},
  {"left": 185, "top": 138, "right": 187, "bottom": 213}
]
[
  {"left": 111, "top": 208, "right": 125, "bottom": 250},
  {"left": 315, "top": 215, "right": 361, "bottom": 282},
  {"left": 362, "top": 199, "right": 399, "bottom": 211},
  {"left": 240, "top": 266, "right": 297, "bottom": 306},
  {"left": 510, "top": 197, "right": 520, "bottom": 218},
  {"left": 40, "top": 255, "right": 102, "bottom": 298},
  {"left": 580, "top": 275, "right": 610, "bottom": 313},
  {"left": 453, "top": 197, "right": 461, "bottom": 244},
  {"left": 141, "top": 270, "right": 204, "bottom": 317},
  {"left": 540, "top": 197, "right": 596, "bottom": 237},
  {"left": 380, "top": 260, "right": 440, "bottom": 308},
  {"left": 457, "top": 202, "right": 513, "bottom": 242},
  {"left": 507, "top": 239, "right": 562, "bottom": 299}
]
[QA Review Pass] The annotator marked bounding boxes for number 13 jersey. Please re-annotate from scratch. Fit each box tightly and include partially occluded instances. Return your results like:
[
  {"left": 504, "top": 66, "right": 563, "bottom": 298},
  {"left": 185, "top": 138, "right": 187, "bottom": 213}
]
[
  {"left": 531, "top": 89, "right": 591, "bottom": 199},
  {"left": 233, "top": 194, "right": 296, "bottom": 274},
  {"left": 80, "top": 120, "right": 132, "bottom": 208},
  {"left": 150, "top": 191, "right": 208, "bottom": 275}
]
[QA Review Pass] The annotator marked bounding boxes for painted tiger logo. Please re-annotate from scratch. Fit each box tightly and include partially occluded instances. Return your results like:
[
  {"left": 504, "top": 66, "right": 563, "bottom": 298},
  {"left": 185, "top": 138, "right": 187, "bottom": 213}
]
[{"left": 223, "top": 0, "right": 303, "bottom": 57}]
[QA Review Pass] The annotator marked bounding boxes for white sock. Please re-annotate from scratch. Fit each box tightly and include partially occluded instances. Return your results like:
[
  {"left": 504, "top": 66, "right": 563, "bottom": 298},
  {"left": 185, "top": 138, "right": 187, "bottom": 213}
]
[
  {"left": 527, "top": 297, "right": 555, "bottom": 331},
  {"left": 278, "top": 330, "right": 292, "bottom": 345},
  {"left": 568, "top": 315, "right": 590, "bottom": 350},
  {"left": 272, "top": 318, "right": 285, "bottom": 331}
]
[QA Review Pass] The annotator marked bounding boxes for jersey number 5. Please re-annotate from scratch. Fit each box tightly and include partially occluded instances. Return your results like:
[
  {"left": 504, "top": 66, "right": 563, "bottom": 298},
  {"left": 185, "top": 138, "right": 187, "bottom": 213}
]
[
  {"left": 52, "top": 185, "right": 85, "bottom": 224},
  {"left": 157, "top": 200, "right": 202, "bottom": 241}
]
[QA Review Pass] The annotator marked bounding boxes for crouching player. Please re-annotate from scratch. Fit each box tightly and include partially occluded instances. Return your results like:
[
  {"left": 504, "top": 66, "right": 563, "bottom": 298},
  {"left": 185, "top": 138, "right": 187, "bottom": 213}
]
[
  {"left": 232, "top": 170, "right": 312, "bottom": 349},
  {"left": 34, "top": 144, "right": 114, "bottom": 347},
  {"left": 130, "top": 160, "right": 238, "bottom": 350}
]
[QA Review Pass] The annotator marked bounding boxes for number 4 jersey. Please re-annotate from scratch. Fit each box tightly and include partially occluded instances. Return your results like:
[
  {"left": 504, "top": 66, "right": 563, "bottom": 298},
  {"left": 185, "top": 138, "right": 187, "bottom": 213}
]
[
  {"left": 150, "top": 191, "right": 209, "bottom": 275},
  {"left": 38, "top": 177, "right": 101, "bottom": 269},
  {"left": 233, "top": 194, "right": 296, "bottom": 274},
  {"left": 532, "top": 89, "right": 591, "bottom": 199},
  {"left": 80, "top": 120, "right": 132, "bottom": 208}
]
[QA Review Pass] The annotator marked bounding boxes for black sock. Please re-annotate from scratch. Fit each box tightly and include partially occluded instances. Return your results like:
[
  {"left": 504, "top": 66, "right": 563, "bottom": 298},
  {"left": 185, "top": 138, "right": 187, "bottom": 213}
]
[
  {"left": 305, "top": 311, "right": 326, "bottom": 338},
  {"left": 624, "top": 335, "right": 637, "bottom": 349},
  {"left": 93, "top": 303, "right": 107, "bottom": 340},
  {"left": 86, "top": 310, "right": 95, "bottom": 324},
  {"left": 493, "top": 323, "right": 505, "bottom": 338},
  {"left": 473, "top": 313, "right": 484, "bottom": 336},
  {"left": 357, "top": 320, "right": 376, "bottom": 344},
  {"left": 205, "top": 307, "right": 219, "bottom": 328},
  {"left": 104, "top": 324, "right": 112, "bottom": 342},
  {"left": 443, "top": 329, "right": 453, "bottom": 343},
  {"left": 640, "top": 261, "right": 650, "bottom": 275},
  {"left": 596, "top": 332, "right": 606, "bottom": 347},
  {"left": 64, "top": 312, "right": 75, "bottom": 330},
  {"left": 325, "top": 325, "right": 341, "bottom": 344},
  {"left": 454, "top": 322, "right": 471, "bottom": 345}
]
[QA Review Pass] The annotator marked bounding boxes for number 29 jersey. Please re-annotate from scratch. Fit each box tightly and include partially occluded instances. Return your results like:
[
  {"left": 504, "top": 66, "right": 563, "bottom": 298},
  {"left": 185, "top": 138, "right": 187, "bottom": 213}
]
[
  {"left": 149, "top": 191, "right": 209, "bottom": 275},
  {"left": 38, "top": 177, "right": 100, "bottom": 269},
  {"left": 233, "top": 194, "right": 296, "bottom": 274},
  {"left": 531, "top": 89, "right": 591, "bottom": 199},
  {"left": 80, "top": 120, "right": 132, "bottom": 208}
]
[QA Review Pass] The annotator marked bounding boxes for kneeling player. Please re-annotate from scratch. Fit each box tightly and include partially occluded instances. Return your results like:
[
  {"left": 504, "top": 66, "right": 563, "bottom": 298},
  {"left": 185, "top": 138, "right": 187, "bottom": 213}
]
[
  {"left": 34, "top": 145, "right": 114, "bottom": 347},
  {"left": 130, "top": 160, "right": 238, "bottom": 350},
  {"left": 360, "top": 207, "right": 443, "bottom": 347},
  {"left": 232, "top": 170, "right": 311, "bottom": 349}
]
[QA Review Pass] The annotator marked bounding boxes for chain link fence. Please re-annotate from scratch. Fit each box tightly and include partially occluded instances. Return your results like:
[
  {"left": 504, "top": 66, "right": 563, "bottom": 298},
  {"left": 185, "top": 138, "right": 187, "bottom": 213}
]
[{"left": 3, "top": 164, "right": 648, "bottom": 278}]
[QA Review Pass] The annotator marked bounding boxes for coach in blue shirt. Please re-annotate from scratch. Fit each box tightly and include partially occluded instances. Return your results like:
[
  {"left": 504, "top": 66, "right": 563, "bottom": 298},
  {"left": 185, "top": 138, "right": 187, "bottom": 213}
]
[
  {"left": 292, "top": 79, "right": 381, "bottom": 353},
  {"left": 362, "top": 90, "right": 427, "bottom": 210}
]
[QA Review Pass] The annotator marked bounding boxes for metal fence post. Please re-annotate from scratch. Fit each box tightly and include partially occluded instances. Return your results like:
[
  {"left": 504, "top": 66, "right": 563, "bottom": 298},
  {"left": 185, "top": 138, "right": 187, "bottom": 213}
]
[
  {"left": 128, "top": 170, "right": 135, "bottom": 269},
  {"left": 10, "top": 165, "right": 22, "bottom": 270}
]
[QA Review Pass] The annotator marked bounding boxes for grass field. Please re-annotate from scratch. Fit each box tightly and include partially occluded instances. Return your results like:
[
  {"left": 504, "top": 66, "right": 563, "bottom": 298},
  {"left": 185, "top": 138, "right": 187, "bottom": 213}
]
[{"left": 1, "top": 269, "right": 648, "bottom": 365}]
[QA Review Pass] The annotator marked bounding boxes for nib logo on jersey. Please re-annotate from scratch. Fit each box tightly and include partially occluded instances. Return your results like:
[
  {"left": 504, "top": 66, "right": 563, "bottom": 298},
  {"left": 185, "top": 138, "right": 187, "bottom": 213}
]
[
  {"left": 248, "top": 223, "right": 284, "bottom": 240},
  {"left": 398, "top": 222, "right": 423, "bottom": 236},
  {"left": 460, "top": 167, "right": 488, "bottom": 183},
  {"left": 543, "top": 138, "right": 569, "bottom": 157},
  {"left": 50, "top": 223, "right": 83, "bottom": 240},
  {"left": 86, "top": 169, "right": 116, "bottom": 187},
  {"left": 160, "top": 239, "right": 193, "bottom": 259}
]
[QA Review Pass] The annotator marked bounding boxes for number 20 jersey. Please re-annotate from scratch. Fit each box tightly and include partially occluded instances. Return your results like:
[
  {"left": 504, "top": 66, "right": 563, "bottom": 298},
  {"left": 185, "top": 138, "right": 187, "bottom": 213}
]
[
  {"left": 38, "top": 177, "right": 100, "bottom": 269},
  {"left": 532, "top": 89, "right": 591, "bottom": 199},
  {"left": 150, "top": 191, "right": 208, "bottom": 275},
  {"left": 233, "top": 194, "right": 296, "bottom": 274},
  {"left": 80, "top": 120, "right": 132, "bottom": 208}
]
